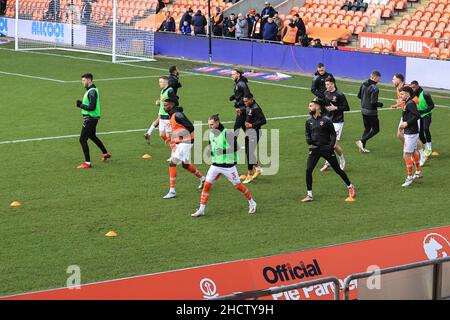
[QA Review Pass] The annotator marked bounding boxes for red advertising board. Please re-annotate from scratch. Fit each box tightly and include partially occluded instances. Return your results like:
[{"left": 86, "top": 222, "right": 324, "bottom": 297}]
[
  {"left": 359, "top": 33, "right": 435, "bottom": 57},
  {"left": 2, "top": 226, "right": 450, "bottom": 300}
]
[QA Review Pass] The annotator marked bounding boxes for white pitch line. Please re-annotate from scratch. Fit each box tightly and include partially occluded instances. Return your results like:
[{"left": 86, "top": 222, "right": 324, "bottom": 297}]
[
  {"left": 0, "top": 109, "right": 391, "bottom": 145},
  {"left": 0, "top": 70, "right": 66, "bottom": 83},
  {"left": 2, "top": 47, "right": 450, "bottom": 102},
  {"left": 63, "top": 75, "right": 166, "bottom": 83}
]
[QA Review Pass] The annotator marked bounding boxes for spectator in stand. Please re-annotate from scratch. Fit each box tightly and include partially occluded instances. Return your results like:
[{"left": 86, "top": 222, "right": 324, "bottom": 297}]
[
  {"left": 180, "top": 20, "right": 192, "bottom": 35},
  {"left": 192, "top": 10, "right": 207, "bottom": 35},
  {"left": 179, "top": 8, "right": 193, "bottom": 30},
  {"left": 263, "top": 16, "right": 278, "bottom": 41},
  {"left": 273, "top": 11, "right": 284, "bottom": 41},
  {"left": 0, "top": 0, "right": 6, "bottom": 16},
  {"left": 313, "top": 39, "right": 323, "bottom": 48},
  {"left": 45, "top": 0, "right": 56, "bottom": 21},
  {"left": 282, "top": 18, "right": 299, "bottom": 45},
  {"left": 235, "top": 13, "right": 248, "bottom": 39},
  {"left": 250, "top": 14, "right": 262, "bottom": 39},
  {"left": 246, "top": 9, "right": 256, "bottom": 38},
  {"left": 224, "top": 13, "right": 237, "bottom": 38},
  {"left": 293, "top": 14, "right": 306, "bottom": 37},
  {"left": 260, "top": 1, "right": 275, "bottom": 27},
  {"left": 0, "top": 0, "right": 5, "bottom": 16},
  {"left": 156, "top": 0, "right": 165, "bottom": 14},
  {"left": 212, "top": 7, "right": 224, "bottom": 36},
  {"left": 159, "top": 12, "right": 176, "bottom": 32},
  {"left": 80, "top": 0, "right": 92, "bottom": 25}
]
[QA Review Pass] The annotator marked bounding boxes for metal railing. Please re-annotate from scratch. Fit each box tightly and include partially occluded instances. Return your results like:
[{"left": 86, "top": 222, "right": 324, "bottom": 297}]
[
  {"left": 343, "top": 256, "right": 450, "bottom": 300},
  {"left": 209, "top": 256, "right": 450, "bottom": 300},
  {"left": 210, "top": 276, "right": 342, "bottom": 300}
]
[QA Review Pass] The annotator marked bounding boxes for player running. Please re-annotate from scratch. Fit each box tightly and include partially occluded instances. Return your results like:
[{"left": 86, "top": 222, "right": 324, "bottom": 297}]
[
  {"left": 144, "top": 76, "right": 177, "bottom": 144},
  {"left": 410, "top": 80, "right": 435, "bottom": 158},
  {"left": 191, "top": 114, "right": 257, "bottom": 217},
  {"left": 302, "top": 100, "right": 355, "bottom": 202},
  {"left": 320, "top": 76, "right": 349, "bottom": 172},
  {"left": 240, "top": 93, "right": 267, "bottom": 184},
  {"left": 398, "top": 86, "right": 422, "bottom": 187},
  {"left": 162, "top": 97, "right": 206, "bottom": 199}
]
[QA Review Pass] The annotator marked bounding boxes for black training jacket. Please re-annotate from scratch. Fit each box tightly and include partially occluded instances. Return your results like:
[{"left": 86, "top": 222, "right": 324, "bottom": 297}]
[
  {"left": 230, "top": 76, "right": 251, "bottom": 110},
  {"left": 305, "top": 114, "right": 336, "bottom": 149},
  {"left": 324, "top": 89, "right": 349, "bottom": 123}
]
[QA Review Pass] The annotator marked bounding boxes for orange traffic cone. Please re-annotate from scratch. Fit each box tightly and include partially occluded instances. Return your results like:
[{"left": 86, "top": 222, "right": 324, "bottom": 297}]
[
  {"left": 105, "top": 231, "right": 118, "bottom": 237},
  {"left": 142, "top": 154, "right": 152, "bottom": 159},
  {"left": 10, "top": 201, "right": 22, "bottom": 207}
]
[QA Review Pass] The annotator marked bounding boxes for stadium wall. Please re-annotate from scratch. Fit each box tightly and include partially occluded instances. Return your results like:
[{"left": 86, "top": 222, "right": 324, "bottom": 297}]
[
  {"left": 406, "top": 58, "right": 450, "bottom": 91},
  {"left": 154, "top": 32, "right": 405, "bottom": 83}
]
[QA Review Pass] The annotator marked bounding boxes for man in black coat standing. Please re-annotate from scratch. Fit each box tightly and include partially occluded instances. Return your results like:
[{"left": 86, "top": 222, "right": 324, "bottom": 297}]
[{"left": 191, "top": 10, "right": 207, "bottom": 35}]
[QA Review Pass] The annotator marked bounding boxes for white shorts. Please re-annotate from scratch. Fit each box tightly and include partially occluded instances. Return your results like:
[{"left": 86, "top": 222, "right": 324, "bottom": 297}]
[
  {"left": 159, "top": 119, "right": 170, "bottom": 135},
  {"left": 206, "top": 165, "right": 241, "bottom": 186},
  {"left": 171, "top": 143, "right": 193, "bottom": 163},
  {"left": 404, "top": 134, "right": 419, "bottom": 153},
  {"left": 333, "top": 122, "right": 344, "bottom": 141}
]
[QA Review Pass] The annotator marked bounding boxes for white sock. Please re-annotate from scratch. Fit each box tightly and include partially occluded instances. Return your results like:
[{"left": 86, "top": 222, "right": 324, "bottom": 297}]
[
  {"left": 254, "top": 164, "right": 261, "bottom": 171},
  {"left": 307, "top": 190, "right": 313, "bottom": 197},
  {"left": 199, "top": 204, "right": 206, "bottom": 211},
  {"left": 419, "top": 148, "right": 425, "bottom": 158},
  {"left": 339, "top": 154, "right": 345, "bottom": 162},
  {"left": 85, "top": 162, "right": 91, "bottom": 165},
  {"left": 347, "top": 184, "right": 353, "bottom": 189},
  {"left": 426, "top": 142, "right": 432, "bottom": 150},
  {"left": 147, "top": 125, "right": 156, "bottom": 135},
  {"left": 249, "top": 198, "right": 256, "bottom": 206},
  {"left": 169, "top": 188, "right": 176, "bottom": 193}
]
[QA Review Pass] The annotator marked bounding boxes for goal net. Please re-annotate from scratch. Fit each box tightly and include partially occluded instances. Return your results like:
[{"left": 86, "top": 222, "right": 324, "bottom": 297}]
[{"left": 14, "top": 0, "right": 157, "bottom": 63}]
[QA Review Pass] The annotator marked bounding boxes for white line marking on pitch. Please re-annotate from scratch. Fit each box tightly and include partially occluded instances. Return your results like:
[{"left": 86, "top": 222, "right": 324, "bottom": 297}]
[
  {"left": 0, "top": 70, "right": 66, "bottom": 83},
  {"left": 0, "top": 71, "right": 168, "bottom": 83},
  {"left": 0, "top": 109, "right": 393, "bottom": 145},
  {"left": 2, "top": 48, "right": 449, "bottom": 100}
]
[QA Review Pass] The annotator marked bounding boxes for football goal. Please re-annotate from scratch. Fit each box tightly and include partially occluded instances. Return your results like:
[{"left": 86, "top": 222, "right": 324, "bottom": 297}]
[{"left": 14, "top": 0, "right": 157, "bottom": 63}]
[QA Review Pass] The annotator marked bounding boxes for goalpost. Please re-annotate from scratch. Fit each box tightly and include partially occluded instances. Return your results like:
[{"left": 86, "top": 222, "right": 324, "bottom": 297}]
[{"left": 14, "top": 0, "right": 156, "bottom": 63}]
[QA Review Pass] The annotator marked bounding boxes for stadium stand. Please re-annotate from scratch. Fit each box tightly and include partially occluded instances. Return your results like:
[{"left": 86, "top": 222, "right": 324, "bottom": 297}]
[
  {"left": 4, "top": 0, "right": 159, "bottom": 26},
  {"left": 136, "top": 0, "right": 231, "bottom": 31},
  {"left": 3, "top": 0, "right": 449, "bottom": 59},
  {"left": 378, "top": 0, "right": 450, "bottom": 58}
]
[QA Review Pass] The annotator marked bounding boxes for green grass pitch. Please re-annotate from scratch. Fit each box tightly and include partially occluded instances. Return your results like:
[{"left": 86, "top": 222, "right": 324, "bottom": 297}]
[{"left": 1, "top": 45, "right": 450, "bottom": 296}]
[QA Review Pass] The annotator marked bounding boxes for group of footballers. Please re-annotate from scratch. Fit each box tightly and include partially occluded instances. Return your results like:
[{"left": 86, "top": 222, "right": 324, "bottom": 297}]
[
  {"left": 75, "top": 62, "right": 436, "bottom": 217},
  {"left": 141, "top": 67, "right": 263, "bottom": 217}
]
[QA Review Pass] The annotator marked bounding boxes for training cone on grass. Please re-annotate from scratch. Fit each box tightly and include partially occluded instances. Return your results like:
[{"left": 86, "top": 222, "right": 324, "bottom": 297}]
[
  {"left": 345, "top": 197, "right": 355, "bottom": 202},
  {"left": 105, "top": 231, "right": 118, "bottom": 237},
  {"left": 432, "top": 152, "right": 440, "bottom": 156},
  {"left": 142, "top": 154, "right": 152, "bottom": 159},
  {"left": 10, "top": 201, "right": 22, "bottom": 207}
]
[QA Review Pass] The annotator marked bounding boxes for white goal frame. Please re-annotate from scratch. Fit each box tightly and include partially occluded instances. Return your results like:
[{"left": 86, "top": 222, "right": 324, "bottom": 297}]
[{"left": 14, "top": 0, "right": 156, "bottom": 63}]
